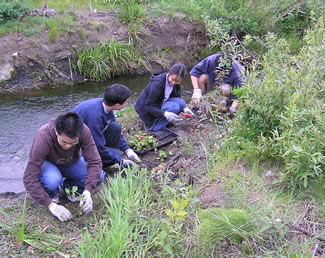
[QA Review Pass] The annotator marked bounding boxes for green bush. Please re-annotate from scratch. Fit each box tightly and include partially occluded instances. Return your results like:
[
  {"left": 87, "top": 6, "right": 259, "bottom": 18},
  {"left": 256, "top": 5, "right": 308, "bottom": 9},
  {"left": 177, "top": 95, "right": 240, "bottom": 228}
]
[
  {"left": 198, "top": 208, "right": 252, "bottom": 249},
  {"left": 0, "top": 0, "right": 30, "bottom": 22},
  {"left": 224, "top": 18, "right": 325, "bottom": 188}
]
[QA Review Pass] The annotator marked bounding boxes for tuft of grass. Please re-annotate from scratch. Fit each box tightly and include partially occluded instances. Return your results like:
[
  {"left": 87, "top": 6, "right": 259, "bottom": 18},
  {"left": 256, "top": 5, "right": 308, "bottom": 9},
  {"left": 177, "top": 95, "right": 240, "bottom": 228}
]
[
  {"left": 78, "top": 167, "right": 159, "bottom": 257},
  {"left": 198, "top": 208, "right": 252, "bottom": 247},
  {"left": 75, "top": 40, "right": 150, "bottom": 81},
  {"left": 0, "top": 194, "right": 67, "bottom": 255}
]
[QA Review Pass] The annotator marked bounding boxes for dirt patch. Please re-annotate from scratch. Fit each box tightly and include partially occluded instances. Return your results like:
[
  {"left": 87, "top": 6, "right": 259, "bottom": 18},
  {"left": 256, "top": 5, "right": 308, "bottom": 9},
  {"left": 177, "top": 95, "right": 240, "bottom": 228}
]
[{"left": 0, "top": 10, "right": 208, "bottom": 94}]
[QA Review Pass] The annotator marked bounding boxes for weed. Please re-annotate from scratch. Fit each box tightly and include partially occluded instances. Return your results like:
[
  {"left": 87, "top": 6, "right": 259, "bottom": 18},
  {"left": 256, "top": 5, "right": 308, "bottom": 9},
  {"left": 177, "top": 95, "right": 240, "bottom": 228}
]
[{"left": 0, "top": 194, "right": 67, "bottom": 255}]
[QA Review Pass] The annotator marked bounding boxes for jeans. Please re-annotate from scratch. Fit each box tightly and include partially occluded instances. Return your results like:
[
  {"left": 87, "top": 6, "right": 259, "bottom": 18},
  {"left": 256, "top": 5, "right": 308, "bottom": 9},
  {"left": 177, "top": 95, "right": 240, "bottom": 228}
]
[
  {"left": 151, "top": 97, "right": 185, "bottom": 132},
  {"left": 39, "top": 156, "right": 105, "bottom": 198}
]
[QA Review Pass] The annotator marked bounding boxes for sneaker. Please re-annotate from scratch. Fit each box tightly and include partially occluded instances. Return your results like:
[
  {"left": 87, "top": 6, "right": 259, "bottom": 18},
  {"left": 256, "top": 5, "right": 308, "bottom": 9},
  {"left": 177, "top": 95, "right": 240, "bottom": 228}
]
[
  {"left": 67, "top": 195, "right": 78, "bottom": 202},
  {"left": 51, "top": 196, "right": 59, "bottom": 204}
]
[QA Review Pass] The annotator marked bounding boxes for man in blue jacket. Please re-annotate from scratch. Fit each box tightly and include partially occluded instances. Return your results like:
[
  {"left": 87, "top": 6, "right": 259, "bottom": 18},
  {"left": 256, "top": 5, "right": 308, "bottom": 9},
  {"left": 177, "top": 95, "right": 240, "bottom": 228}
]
[
  {"left": 73, "top": 84, "right": 140, "bottom": 168},
  {"left": 190, "top": 54, "right": 244, "bottom": 113}
]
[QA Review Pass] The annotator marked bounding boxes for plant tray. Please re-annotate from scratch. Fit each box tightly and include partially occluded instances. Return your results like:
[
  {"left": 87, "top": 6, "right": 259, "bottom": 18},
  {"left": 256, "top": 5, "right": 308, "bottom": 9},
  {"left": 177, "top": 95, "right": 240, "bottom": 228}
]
[{"left": 134, "top": 128, "right": 179, "bottom": 156}]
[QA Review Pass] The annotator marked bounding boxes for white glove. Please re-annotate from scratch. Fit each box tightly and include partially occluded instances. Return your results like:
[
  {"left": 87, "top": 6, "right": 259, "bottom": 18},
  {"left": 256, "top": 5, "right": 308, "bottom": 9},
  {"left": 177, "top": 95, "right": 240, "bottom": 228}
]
[
  {"left": 49, "top": 203, "right": 72, "bottom": 222},
  {"left": 122, "top": 159, "right": 135, "bottom": 168},
  {"left": 183, "top": 107, "right": 194, "bottom": 115},
  {"left": 191, "top": 88, "right": 202, "bottom": 106},
  {"left": 125, "top": 149, "right": 140, "bottom": 162},
  {"left": 79, "top": 190, "right": 93, "bottom": 214},
  {"left": 229, "top": 106, "right": 237, "bottom": 113},
  {"left": 164, "top": 111, "right": 180, "bottom": 123}
]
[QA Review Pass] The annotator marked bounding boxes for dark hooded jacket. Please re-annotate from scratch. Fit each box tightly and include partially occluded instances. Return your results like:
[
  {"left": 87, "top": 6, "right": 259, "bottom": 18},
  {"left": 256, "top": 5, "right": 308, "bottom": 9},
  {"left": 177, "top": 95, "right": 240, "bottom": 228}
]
[{"left": 135, "top": 72, "right": 181, "bottom": 128}]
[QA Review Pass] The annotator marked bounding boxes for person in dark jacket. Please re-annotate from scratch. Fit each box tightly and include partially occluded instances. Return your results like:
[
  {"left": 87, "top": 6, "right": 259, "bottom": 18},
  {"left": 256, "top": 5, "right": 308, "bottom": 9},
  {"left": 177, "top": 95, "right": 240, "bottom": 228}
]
[
  {"left": 190, "top": 54, "right": 244, "bottom": 113},
  {"left": 73, "top": 84, "right": 140, "bottom": 168},
  {"left": 23, "top": 112, "right": 105, "bottom": 222},
  {"left": 135, "top": 64, "right": 193, "bottom": 132}
]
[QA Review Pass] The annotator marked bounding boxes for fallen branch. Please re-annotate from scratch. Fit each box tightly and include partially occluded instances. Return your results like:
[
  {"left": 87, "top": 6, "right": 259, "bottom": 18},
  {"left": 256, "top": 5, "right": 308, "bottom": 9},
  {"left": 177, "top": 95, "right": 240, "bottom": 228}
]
[
  {"left": 276, "top": 218, "right": 325, "bottom": 242},
  {"left": 161, "top": 153, "right": 181, "bottom": 173}
]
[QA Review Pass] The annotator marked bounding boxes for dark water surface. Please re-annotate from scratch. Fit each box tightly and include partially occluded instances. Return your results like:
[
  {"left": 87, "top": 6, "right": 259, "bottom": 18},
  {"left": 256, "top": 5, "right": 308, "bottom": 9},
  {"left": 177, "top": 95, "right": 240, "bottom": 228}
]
[{"left": 0, "top": 74, "right": 193, "bottom": 193}]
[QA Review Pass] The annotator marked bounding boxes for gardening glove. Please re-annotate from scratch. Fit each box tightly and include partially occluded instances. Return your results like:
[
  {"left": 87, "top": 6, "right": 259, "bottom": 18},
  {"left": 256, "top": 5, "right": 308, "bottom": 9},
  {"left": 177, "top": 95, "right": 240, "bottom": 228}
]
[
  {"left": 229, "top": 106, "right": 237, "bottom": 113},
  {"left": 125, "top": 149, "right": 140, "bottom": 162},
  {"left": 191, "top": 88, "right": 202, "bottom": 106},
  {"left": 122, "top": 159, "right": 135, "bottom": 168},
  {"left": 183, "top": 107, "right": 194, "bottom": 116},
  {"left": 49, "top": 203, "right": 72, "bottom": 222},
  {"left": 79, "top": 190, "right": 93, "bottom": 214},
  {"left": 164, "top": 111, "right": 180, "bottom": 124}
]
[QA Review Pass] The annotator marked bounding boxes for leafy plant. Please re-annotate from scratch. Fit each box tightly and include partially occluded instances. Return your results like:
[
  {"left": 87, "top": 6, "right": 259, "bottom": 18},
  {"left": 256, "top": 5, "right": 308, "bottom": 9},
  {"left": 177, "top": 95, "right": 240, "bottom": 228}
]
[
  {"left": 129, "top": 131, "right": 157, "bottom": 152},
  {"left": 65, "top": 185, "right": 83, "bottom": 200},
  {"left": 221, "top": 18, "right": 325, "bottom": 189},
  {"left": 157, "top": 150, "right": 174, "bottom": 161},
  {"left": 0, "top": 0, "right": 30, "bottom": 22},
  {"left": 165, "top": 198, "right": 190, "bottom": 226},
  {"left": 0, "top": 194, "right": 67, "bottom": 255}
]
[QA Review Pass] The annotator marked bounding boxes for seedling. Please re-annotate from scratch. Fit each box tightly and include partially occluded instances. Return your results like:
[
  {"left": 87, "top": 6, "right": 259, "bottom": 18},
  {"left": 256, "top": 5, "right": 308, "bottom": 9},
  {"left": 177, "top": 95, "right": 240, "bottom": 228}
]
[
  {"left": 157, "top": 150, "right": 174, "bottom": 161},
  {"left": 65, "top": 185, "right": 83, "bottom": 200}
]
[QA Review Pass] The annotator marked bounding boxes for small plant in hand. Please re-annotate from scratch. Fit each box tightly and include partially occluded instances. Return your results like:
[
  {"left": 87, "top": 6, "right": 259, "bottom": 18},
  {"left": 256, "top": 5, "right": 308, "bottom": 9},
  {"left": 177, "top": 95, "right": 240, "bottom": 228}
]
[{"left": 129, "top": 131, "right": 158, "bottom": 151}]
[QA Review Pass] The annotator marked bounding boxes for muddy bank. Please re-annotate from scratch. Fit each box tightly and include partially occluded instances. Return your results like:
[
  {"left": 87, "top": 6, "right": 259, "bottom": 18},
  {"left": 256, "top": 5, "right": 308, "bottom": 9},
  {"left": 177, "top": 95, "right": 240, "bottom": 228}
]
[{"left": 0, "top": 10, "right": 209, "bottom": 94}]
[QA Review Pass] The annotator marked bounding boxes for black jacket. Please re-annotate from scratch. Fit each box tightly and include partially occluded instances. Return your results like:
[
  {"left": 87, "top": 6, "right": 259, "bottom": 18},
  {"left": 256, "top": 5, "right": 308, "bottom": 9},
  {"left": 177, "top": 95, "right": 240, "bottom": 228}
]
[{"left": 135, "top": 72, "right": 181, "bottom": 128}]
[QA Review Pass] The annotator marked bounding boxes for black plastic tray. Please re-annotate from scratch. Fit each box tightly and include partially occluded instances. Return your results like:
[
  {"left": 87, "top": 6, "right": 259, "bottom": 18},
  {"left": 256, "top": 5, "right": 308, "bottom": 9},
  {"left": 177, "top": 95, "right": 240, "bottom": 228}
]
[{"left": 134, "top": 127, "right": 179, "bottom": 156}]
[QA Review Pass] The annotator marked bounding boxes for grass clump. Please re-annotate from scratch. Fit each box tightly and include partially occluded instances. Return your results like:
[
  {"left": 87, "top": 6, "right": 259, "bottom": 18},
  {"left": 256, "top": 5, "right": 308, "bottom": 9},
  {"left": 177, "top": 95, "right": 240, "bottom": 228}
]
[
  {"left": 75, "top": 40, "right": 150, "bottom": 81},
  {"left": 198, "top": 208, "right": 252, "bottom": 248},
  {"left": 78, "top": 167, "right": 159, "bottom": 257},
  {"left": 0, "top": 195, "right": 67, "bottom": 255}
]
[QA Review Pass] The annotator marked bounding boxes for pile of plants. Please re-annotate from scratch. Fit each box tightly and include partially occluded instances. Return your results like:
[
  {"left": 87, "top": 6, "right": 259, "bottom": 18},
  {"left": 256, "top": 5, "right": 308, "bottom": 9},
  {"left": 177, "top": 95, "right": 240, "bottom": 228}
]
[{"left": 128, "top": 131, "right": 158, "bottom": 152}]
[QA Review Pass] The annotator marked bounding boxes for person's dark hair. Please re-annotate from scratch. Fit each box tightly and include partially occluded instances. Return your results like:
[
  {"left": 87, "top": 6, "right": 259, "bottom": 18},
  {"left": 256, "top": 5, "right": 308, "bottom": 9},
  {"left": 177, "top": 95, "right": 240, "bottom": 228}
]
[
  {"left": 55, "top": 112, "right": 83, "bottom": 138},
  {"left": 104, "top": 84, "right": 131, "bottom": 106},
  {"left": 168, "top": 63, "right": 186, "bottom": 78}
]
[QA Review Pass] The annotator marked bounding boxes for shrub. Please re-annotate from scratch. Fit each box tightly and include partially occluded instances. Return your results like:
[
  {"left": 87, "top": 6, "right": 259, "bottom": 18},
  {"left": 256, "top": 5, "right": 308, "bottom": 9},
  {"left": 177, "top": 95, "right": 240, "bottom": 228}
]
[
  {"left": 0, "top": 0, "right": 30, "bottom": 23},
  {"left": 225, "top": 18, "right": 325, "bottom": 188}
]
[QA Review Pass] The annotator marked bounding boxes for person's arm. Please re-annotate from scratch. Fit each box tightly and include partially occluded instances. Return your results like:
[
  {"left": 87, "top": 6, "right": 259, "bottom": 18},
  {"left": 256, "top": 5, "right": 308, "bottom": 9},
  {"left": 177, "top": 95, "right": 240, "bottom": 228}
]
[
  {"left": 80, "top": 125, "right": 103, "bottom": 193},
  {"left": 144, "top": 81, "right": 165, "bottom": 118},
  {"left": 23, "top": 129, "right": 53, "bottom": 207},
  {"left": 87, "top": 116, "right": 122, "bottom": 165},
  {"left": 190, "top": 75, "right": 200, "bottom": 89}
]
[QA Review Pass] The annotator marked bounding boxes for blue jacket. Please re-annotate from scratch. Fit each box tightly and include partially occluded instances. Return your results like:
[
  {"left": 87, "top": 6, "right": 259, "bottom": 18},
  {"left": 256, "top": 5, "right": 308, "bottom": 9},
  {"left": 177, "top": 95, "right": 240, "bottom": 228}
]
[
  {"left": 190, "top": 54, "right": 244, "bottom": 93},
  {"left": 73, "top": 98, "right": 129, "bottom": 165},
  {"left": 135, "top": 72, "right": 181, "bottom": 128}
]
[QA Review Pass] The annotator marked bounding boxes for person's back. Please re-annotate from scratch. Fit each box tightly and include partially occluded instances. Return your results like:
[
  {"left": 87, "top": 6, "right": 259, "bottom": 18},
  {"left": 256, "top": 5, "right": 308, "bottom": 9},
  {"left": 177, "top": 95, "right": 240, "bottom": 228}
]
[
  {"left": 73, "top": 84, "right": 140, "bottom": 167},
  {"left": 73, "top": 98, "right": 104, "bottom": 125}
]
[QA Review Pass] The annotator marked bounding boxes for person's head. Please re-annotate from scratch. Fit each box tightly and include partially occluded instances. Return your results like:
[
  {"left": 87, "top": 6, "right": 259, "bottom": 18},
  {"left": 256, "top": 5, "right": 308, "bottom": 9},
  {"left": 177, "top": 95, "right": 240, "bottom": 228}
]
[
  {"left": 103, "top": 84, "right": 131, "bottom": 110},
  {"left": 55, "top": 112, "right": 83, "bottom": 150},
  {"left": 168, "top": 63, "right": 186, "bottom": 86}
]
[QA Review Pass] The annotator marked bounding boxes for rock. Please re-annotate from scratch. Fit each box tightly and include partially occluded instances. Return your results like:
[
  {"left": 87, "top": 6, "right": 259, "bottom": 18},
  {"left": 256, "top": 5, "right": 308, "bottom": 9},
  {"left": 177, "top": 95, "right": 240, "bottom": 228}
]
[{"left": 0, "top": 63, "right": 15, "bottom": 82}]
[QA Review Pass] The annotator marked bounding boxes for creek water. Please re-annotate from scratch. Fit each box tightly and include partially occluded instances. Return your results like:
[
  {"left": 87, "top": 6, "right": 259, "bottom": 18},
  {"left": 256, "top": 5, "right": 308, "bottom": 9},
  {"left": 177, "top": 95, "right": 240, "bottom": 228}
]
[{"left": 0, "top": 74, "right": 193, "bottom": 194}]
